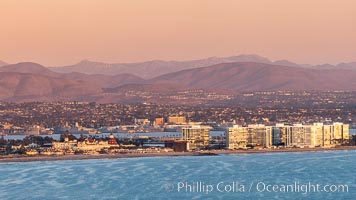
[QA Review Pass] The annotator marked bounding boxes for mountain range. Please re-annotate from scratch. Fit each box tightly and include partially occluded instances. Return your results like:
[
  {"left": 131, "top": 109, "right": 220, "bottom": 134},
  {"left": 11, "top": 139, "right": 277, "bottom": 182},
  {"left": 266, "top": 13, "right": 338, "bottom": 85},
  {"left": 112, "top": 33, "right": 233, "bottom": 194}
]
[
  {"left": 313, "top": 62, "right": 356, "bottom": 70},
  {"left": 148, "top": 62, "right": 356, "bottom": 91},
  {"left": 0, "top": 62, "right": 143, "bottom": 101},
  {"left": 49, "top": 54, "right": 274, "bottom": 79},
  {"left": 49, "top": 55, "right": 356, "bottom": 79},
  {"left": 0, "top": 55, "right": 356, "bottom": 103}
]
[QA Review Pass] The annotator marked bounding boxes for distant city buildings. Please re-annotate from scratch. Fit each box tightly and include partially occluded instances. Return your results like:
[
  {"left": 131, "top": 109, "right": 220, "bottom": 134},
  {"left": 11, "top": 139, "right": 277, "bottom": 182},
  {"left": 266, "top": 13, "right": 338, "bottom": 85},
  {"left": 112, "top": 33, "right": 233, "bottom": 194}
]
[
  {"left": 135, "top": 118, "right": 150, "bottom": 125},
  {"left": 0, "top": 121, "right": 354, "bottom": 156},
  {"left": 0, "top": 98, "right": 354, "bottom": 155},
  {"left": 226, "top": 123, "right": 349, "bottom": 149},
  {"left": 0, "top": 92, "right": 355, "bottom": 132},
  {"left": 154, "top": 117, "right": 165, "bottom": 126},
  {"left": 168, "top": 116, "right": 186, "bottom": 124}
]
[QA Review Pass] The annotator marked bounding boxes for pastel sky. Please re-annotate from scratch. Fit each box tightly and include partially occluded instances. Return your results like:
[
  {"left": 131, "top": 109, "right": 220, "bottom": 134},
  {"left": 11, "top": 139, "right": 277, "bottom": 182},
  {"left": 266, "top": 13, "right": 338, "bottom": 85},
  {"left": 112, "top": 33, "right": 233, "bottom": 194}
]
[{"left": 0, "top": 0, "right": 355, "bottom": 66}]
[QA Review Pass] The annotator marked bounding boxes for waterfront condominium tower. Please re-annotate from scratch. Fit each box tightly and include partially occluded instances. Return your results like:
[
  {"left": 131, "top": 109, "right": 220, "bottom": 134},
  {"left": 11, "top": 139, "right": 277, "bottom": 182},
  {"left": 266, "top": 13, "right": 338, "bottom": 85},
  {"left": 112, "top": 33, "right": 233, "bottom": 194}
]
[
  {"left": 226, "top": 125, "right": 272, "bottom": 149},
  {"left": 182, "top": 126, "right": 210, "bottom": 151}
]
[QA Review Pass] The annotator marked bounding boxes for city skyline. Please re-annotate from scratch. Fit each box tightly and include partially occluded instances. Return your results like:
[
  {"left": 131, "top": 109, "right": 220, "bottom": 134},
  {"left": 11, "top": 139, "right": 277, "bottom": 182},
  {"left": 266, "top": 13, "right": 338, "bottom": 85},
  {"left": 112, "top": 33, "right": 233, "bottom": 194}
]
[{"left": 0, "top": 0, "right": 355, "bottom": 66}]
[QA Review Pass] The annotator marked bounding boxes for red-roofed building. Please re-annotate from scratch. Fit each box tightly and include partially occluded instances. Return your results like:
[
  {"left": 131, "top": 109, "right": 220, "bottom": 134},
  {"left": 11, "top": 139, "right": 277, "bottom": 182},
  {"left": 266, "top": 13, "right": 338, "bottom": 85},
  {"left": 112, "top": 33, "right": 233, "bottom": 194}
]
[{"left": 108, "top": 133, "right": 119, "bottom": 148}]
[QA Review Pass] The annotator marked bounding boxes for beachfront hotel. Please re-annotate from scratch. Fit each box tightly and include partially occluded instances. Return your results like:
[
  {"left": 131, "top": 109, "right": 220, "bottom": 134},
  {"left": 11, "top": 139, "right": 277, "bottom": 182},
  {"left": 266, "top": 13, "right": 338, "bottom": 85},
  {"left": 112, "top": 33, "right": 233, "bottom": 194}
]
[
  {"left": 226, "top": 123, "right": 349, "bottom": 149},
  {"left": 51, "top": 133, "right": 120, "bottom": 154}
]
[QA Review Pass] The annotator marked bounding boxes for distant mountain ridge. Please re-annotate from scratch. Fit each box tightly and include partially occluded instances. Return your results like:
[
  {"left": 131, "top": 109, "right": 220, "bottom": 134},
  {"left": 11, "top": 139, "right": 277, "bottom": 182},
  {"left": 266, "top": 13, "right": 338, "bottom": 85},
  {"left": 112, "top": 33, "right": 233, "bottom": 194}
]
[
  {"left": 0, "top": 62, "right": 143, "bottom": 101},
  {"left": 0, "top": 72, "right": 102, "bottom": 101},
  {"left": 49, "top": 54, "right": 276, "bottom": 79},
  {"left": 49, "top": 54, "right": 356, "bottom": 79},
  {"left": 0, "top": 58, "right": 356, "bottom": 103},
  {"left": 313, "top": 62, "right": 356, "bottom": 70},
  {"left": 148, "top": 62, "right": 356, "bottom": 92},
  {"left": 0, "top": 62, "right": 58, "bottom": 76}
]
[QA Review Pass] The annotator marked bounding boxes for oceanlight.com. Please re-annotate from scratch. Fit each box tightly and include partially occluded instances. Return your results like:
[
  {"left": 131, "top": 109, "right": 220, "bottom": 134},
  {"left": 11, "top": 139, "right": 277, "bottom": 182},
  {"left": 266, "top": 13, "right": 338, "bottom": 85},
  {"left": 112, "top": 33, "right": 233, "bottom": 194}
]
[{"left": 164, "top": 181, "right": 349, "bottom": 194}]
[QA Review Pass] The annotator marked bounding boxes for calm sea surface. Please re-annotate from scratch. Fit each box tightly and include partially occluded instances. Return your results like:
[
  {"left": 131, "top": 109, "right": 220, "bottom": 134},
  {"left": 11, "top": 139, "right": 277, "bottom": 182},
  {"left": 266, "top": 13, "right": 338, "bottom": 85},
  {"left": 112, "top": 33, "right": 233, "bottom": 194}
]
[{"left": 0, "top": 150, "right": 355, "bottom": 200}]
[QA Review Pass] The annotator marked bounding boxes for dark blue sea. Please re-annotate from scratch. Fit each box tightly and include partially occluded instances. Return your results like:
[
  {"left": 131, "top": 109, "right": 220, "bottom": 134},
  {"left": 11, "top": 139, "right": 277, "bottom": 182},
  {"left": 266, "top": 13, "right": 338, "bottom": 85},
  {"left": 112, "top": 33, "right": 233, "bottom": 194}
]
[{"left": 1, "top": 150, "right": 355, "bottom": 199}]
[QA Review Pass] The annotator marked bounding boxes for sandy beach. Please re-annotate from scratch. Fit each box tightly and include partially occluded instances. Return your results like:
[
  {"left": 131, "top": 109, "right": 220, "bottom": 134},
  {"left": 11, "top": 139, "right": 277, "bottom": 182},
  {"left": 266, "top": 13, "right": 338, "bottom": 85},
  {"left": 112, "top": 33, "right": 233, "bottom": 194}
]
[{"left": 1, "top": 146, "right": 356, "bottom": 163}]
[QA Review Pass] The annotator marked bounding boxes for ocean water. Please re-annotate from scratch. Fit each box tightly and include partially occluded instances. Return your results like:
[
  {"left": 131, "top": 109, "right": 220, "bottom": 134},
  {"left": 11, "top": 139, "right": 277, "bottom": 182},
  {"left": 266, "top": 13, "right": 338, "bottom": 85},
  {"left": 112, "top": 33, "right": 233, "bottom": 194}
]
[{"left": 0, "top": 151, "right": 355, "bottom": 200}]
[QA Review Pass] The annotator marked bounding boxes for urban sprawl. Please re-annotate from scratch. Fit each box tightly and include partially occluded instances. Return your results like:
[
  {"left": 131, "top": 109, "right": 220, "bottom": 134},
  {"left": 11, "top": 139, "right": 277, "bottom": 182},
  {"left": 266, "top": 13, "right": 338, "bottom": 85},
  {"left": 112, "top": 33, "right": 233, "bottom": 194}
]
[{"left": 0, "top": 101, "right": 355, "bottom": 156}]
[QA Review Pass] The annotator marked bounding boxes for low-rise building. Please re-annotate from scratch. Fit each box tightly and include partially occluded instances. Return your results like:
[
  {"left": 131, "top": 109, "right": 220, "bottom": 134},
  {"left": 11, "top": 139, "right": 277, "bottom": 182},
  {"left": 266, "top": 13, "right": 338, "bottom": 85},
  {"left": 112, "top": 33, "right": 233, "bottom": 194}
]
[
  {"left": 168, "top": 116, "right": 186, "bottom": 124},
  {"left": 154, "top": 118, "right": 165, "bottom": 126}
]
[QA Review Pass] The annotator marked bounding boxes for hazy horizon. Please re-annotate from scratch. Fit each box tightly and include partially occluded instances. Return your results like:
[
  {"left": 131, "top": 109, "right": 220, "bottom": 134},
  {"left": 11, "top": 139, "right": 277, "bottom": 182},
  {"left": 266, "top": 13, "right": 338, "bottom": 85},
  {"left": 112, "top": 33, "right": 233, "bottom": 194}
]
[
  {"left": 1, "top": 53, "right": 356, "bottom": 67},
  {"left": 1, "top": 0, "right": 355, "bottom": 66}
]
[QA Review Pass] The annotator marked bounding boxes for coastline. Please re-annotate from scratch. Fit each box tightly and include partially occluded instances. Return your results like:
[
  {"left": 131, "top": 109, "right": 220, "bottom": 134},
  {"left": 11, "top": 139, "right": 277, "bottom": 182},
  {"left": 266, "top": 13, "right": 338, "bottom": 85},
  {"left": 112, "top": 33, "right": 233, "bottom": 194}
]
[{"left": 1, "top": 146, "right": 356, "bottom": 163}]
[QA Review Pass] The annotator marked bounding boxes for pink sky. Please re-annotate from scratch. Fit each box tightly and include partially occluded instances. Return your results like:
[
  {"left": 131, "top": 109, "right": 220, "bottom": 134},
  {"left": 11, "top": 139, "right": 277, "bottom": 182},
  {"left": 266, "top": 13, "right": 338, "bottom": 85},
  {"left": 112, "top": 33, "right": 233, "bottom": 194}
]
[{"left": 0, "top": 0, "right": 355, "bottom": 66}]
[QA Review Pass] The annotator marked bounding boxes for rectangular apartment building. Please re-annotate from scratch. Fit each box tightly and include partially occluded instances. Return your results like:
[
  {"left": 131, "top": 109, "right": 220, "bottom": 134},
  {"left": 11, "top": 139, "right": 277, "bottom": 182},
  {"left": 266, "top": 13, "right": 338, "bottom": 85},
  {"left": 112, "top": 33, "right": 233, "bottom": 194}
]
[
  {"left": 272, "top": 123, "right": 349, "bottom": 148},
  {"left": 226, "top": 126, "right": 248, "bottom": 149},
  {"left": 247, "top": 125, "right": 272, "bottom": 148},
  {"left": 226, "top": 125, "right": 272, "bottom": 149},
  {"left": 182, "top": 126, "right": 210, "bottom": 151},
  {"left": 333, "top": 122, "right": 349, "bottom": 141}
]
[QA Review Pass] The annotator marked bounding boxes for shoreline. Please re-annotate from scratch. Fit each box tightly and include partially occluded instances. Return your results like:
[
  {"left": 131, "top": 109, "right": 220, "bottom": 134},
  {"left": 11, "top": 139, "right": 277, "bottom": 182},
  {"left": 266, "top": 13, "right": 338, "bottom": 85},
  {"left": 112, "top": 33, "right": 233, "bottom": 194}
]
[{"left": 1, "top": 146, "right": 356, "bottom": 163}]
